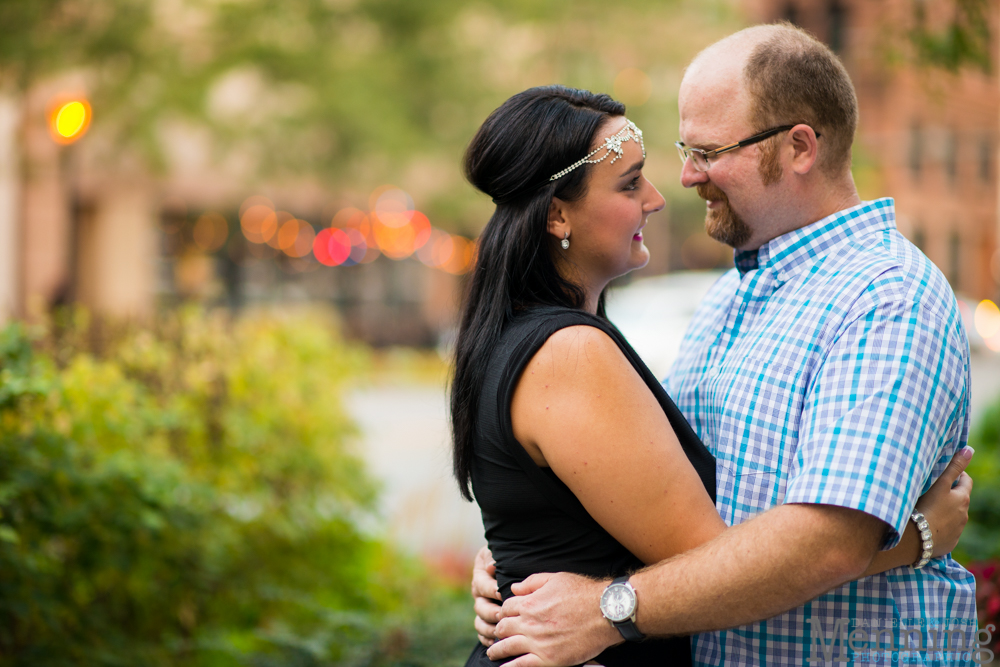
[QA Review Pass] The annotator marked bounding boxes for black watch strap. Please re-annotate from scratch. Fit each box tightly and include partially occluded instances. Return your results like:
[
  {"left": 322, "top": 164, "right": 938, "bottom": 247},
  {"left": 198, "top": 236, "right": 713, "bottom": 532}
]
[
  {"left": 614, "top": 618, "right": 646, "bottom": 642},
  {"left": 611, "top": 576, "right": 645, "bottom": 642}
]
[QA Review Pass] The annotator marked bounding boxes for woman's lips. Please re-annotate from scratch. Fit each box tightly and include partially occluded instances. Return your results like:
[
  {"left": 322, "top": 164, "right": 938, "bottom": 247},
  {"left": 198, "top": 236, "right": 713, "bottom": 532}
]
[{"left": 633, "top": 233, "right": 643, "bottom": 241}]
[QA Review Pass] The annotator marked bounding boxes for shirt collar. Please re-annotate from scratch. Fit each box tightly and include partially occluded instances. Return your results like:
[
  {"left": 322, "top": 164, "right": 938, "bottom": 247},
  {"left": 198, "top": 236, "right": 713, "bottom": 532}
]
[
  {"left": 734, "top": 249, "right": 759, "bottom": 275},
  {"left": 733, "top": 198, "right": 896, "bottom": 280}
]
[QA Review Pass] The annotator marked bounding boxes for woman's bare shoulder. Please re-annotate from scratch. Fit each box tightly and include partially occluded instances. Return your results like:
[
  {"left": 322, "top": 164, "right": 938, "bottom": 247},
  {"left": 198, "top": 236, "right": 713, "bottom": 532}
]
[{"left": 520, "top": 323, "right": 628, "bottom": 382}]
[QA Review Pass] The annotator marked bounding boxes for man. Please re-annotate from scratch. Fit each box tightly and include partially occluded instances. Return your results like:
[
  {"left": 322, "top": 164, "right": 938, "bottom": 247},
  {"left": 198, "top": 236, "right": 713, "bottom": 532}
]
[{"left": 473, "top": 23, "right": 977, "bottom": 666}]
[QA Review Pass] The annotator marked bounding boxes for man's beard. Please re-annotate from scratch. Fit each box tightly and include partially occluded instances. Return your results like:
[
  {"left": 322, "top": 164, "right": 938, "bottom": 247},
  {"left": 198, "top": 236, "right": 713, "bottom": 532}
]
[
  {"left": 696, "top": 182, "right": 752, "bottom": 248},
  {"left": 696, "top": 143, "right": 782, "bottom": 249}
]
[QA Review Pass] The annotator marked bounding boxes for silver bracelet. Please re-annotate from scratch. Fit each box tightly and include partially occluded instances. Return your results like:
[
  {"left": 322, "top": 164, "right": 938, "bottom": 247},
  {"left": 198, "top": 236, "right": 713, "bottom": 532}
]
[{"left": 911, "top": 510, "right": 933, "bottom": 569}]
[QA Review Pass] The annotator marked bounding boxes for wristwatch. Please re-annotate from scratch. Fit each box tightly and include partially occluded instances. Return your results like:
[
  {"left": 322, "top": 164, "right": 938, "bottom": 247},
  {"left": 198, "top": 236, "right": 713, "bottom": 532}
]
[{"left": 600, "top": 575, "right": 645, "bottom": 642}]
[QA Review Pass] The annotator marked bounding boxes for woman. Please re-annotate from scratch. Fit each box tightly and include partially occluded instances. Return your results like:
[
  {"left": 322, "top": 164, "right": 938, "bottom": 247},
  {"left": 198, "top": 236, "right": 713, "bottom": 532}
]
[{"left": 452, "top": 86, "right": 970, "bottom": 667}]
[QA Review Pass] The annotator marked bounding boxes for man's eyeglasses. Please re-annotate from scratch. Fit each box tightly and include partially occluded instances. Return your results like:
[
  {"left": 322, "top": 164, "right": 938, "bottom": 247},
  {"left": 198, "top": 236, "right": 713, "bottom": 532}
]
[{"left": 675, "top": 125, "right": 819, "bottom": 172}]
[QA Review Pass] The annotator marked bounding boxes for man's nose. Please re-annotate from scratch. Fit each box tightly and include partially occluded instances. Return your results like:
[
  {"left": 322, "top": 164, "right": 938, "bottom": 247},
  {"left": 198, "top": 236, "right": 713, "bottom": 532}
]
[{"left": 680, "top": 157, "right": 709, "bottom": 188}]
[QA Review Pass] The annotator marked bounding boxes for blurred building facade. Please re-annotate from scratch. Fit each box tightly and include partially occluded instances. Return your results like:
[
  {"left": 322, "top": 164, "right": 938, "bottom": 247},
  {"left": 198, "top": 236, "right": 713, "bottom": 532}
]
[
  {"left": 4, "top": 1, "right": 999, "bottom": 344},
  {"left": 1, "top": 78, "right": 466, "bottom": 346},
  {"left": 744, "top": 0, "right": 1000, "bottom": 301}
]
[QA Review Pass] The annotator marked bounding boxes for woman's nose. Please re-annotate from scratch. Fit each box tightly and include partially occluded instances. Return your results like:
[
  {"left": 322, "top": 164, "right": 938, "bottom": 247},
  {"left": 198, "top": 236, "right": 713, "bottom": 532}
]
[{"left": 644, "top": 180, "right": 666, "bottom": 213}]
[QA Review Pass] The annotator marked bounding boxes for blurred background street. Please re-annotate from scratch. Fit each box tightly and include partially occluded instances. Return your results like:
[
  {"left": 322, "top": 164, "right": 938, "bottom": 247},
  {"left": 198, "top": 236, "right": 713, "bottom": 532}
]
[{"left": 2, "top": 0, "right": 1000, "bottom": 664}]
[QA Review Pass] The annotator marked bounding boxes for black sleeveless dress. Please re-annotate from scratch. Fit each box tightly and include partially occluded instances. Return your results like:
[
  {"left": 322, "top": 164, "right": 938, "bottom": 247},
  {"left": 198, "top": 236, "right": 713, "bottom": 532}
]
[{"left": 465, "top": 306, "right": 716, "bottom": 667}]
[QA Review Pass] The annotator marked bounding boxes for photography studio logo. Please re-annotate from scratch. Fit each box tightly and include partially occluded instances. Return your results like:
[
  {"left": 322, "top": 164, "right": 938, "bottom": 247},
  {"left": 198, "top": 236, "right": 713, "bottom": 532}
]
[{"left": 805, "top": 617, "right": 995, "bottom": 665}]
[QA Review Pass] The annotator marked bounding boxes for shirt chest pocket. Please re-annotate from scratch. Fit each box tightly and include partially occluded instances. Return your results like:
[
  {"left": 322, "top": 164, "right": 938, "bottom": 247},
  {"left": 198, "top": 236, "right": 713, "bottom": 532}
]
[{"left": 713, "top": 357, "right": 805, "bottom": 524}]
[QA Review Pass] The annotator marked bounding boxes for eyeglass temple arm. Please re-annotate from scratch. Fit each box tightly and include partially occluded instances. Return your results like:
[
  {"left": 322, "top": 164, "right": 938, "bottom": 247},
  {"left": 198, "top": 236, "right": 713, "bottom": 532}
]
[
  {"left": 706, "top": 140, "right": 743, "bottom": 158},
  {"left": 712, "top": 125, "right": 821, "bottom": 157}
]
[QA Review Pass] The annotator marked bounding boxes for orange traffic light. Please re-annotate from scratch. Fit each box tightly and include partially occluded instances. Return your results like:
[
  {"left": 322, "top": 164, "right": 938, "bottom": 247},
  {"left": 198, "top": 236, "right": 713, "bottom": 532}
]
[{"left": 48, "top": 98, "right": 92, "bottom": 144}]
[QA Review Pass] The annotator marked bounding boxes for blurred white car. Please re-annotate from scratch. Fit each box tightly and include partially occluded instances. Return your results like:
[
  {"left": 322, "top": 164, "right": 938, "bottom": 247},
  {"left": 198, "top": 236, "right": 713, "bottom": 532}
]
[{"left": 605, "top": 270, "right": 725, "bottom": 381}]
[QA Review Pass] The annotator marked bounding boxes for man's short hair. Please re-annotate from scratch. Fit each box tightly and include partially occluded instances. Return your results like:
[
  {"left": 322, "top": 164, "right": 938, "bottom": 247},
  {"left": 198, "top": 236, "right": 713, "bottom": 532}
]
[{"left": 743, "top": 22, "right": 858, "bottom": 177}]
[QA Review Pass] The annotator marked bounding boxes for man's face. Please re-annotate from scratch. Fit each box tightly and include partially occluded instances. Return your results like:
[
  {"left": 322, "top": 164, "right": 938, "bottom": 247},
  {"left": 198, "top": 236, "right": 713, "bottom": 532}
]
[{"left": 677, "top": 69, "right": 781, "bottom": 251}]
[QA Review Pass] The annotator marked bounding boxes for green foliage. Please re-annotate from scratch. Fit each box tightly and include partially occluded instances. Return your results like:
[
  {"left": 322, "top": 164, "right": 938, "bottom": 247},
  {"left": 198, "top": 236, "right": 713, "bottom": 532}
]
[
  {"left": 0, "top": 310, "right": 475, "bottom": 666},
  {"left": 955, "top": 394, "right": 1000, "bottom": 564},
  {"left": 909, "top": 0, "right": 992, "bottom": 74}
]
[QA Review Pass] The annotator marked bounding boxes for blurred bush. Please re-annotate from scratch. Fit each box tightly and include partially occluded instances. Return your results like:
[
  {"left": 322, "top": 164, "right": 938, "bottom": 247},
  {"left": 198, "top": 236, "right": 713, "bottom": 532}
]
[
  {"left": 956, "top": 393, "right": 1000, "bottom": 654},
  {"left": 0, "top": 309, "right": 474, "bottom": 666},
  {"left": 957, "top": 395, "right": 1000, "bottom": 563}
]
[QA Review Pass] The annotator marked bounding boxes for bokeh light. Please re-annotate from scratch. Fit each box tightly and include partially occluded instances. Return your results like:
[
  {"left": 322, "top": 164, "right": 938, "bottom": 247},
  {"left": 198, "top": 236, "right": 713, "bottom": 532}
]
[
  {"left": 332, "top": 207, "right": 380, "bottom": 264},
  {"left": 240, "top": 199, "right": 278, "bottom": 244},
  {"left": 48, "top": 97, "right": 92, "bottom": 144},
  {"left": 276, "top": 218, "right": 315, "bottom": 258},
  {"left": 369, "top": 185, "right": 414, "bottom": 223},
  {"left": 613, "top": 68, "right": 652, "bottom": 107},
  {"left": 372, "top": 215, "right": 416, "bottom": 259},
  {"left": 193, "top": 212, "right": 229, "bottom": 252},
  {"left": 314, "top": 227, "right": 352, "bottom": 266},
  {"left": 174, "top": 252, "right": 213, "bottom": 295},
  {"left": 240, "top": 195, "right": 273, "bottom": 217},
  {"left": 266, "top": 212, "right": 295, "bottom": 249},
  {"left": 415, "top": 231, "right": 476, "bottom": 274},
  {"left": 345, "top": 228, "right": 368, "bottom": 264},
  {"left": 443, "top": 235, "right": 475, "bottom": 274},
  {"left": 332, "top": 206, "right": 369, "bottom": 230},
  {"left": 237, "top": 189, "right": 472, "bottom": 273},
  {"left": 975, "top": 299, "right": 1000, "bottom": 340},
  {"left": 417, "top": 229, "right": 449, "bottom": 267}
]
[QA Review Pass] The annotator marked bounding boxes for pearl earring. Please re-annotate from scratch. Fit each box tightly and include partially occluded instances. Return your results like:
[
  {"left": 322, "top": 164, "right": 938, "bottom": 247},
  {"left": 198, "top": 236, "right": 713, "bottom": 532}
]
[{"left": 561, "top": 232, "right": 570, "bottom": 250}]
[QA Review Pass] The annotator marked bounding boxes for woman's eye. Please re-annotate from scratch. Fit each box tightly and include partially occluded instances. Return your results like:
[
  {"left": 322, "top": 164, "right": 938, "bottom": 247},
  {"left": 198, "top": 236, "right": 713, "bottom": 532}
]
[{"left": 624, "top": 175, "right": 641, "bottom": 191}]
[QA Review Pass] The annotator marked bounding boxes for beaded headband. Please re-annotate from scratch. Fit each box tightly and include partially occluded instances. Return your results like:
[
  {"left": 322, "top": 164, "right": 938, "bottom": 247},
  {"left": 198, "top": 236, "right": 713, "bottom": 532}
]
[
  {"left": 490, "top": 119, "right": 646, "bottom": 205},
  {"left": 549, "top": 119, "right": 645, "bottom": 181}
]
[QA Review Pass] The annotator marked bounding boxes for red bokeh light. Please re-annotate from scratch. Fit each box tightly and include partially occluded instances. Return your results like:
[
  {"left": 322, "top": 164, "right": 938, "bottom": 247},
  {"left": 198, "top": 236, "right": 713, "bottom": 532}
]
[{"left": 314, "top": 228, "right": 352, "bottom": 266}]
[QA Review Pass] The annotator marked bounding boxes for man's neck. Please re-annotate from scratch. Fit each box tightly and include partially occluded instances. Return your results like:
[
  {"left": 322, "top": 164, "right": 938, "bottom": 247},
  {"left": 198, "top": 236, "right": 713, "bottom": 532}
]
[{"left": 739, "top": 177, "right": 862, "bottom": 252}]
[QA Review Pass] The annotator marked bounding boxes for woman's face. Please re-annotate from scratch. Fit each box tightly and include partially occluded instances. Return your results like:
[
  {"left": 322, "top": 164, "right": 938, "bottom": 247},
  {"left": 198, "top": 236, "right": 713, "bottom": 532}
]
[{"left": 553, "top": 116, "right": 666, "bottom": 291}]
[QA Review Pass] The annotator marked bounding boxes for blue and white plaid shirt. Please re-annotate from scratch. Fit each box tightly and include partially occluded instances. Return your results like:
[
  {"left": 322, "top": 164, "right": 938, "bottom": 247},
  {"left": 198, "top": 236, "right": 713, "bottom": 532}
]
[{"left": 664, "top": 199, "right": 977, "bottom": 666}]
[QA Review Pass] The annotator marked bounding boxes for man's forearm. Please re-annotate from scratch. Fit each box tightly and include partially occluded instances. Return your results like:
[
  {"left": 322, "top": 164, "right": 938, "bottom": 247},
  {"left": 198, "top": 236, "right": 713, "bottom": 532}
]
[{"left": 630, "top": 503, "right": 885, "bottom": 637}]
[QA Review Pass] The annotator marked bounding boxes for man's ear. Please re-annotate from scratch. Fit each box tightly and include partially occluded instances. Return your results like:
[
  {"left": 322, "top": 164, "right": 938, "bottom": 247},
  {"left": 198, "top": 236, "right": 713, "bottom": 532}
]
[
  {"left": 789, "top": 124, "right": 819, "bottom": 175},
  {"left": 547, "top": 197, "right": 570, "bottom": 240}
]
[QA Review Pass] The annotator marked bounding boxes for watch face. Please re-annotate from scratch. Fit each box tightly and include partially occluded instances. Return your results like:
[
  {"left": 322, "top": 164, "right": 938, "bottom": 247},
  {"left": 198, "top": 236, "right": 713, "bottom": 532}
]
[{"left": 600, "top": 583, "right": 636, "bottom": 622}]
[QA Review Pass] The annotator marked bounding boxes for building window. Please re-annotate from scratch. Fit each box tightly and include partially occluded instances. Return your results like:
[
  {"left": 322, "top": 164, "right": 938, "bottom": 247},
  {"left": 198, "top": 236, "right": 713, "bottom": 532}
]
[
  {"left": 948, "top": 230, "right": 961, "bottom": 290},
  {"left": 827, "top": 0, "right": 847, "bottom": 54},
  {"left": 909, "top": 124, "right": 923, "bottom": 180},
  {"left": 979, "top": 137, "right": 992, "bottom": 183},
  {"left": 944, "top": 130, "right": 957, "bottom": 184}
]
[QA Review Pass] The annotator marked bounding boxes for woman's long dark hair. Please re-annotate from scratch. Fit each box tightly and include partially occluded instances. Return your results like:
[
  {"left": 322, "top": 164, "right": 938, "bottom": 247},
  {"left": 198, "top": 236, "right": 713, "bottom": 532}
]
[{"left": 452, "top": 85, "right": 626, "bottom": 501}]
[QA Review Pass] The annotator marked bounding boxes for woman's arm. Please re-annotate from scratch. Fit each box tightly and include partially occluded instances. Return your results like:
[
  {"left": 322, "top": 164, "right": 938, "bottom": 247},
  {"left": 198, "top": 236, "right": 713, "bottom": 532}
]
[
  {"left": 862, "top": 446, "right": 973, "bottom": 576},
  {"left": 510, "top": 325, "right": 726, "bottom": 564}
]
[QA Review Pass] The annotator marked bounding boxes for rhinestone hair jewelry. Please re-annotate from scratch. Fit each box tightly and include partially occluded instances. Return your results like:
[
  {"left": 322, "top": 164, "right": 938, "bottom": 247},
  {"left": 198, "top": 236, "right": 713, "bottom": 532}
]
[{"left": 549, "top": 119, "right": 645, "bottom": 181}]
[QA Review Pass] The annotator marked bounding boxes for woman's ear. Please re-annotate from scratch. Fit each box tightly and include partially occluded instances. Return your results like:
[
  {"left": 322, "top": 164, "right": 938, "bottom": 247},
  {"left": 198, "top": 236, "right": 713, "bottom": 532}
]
[{"left": 547, "top": 197, "right": 570, "bottom": 240}]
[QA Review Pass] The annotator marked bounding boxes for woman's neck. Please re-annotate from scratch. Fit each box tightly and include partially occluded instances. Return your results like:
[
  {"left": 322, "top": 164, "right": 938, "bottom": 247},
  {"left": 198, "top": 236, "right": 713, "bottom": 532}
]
[{"left": 554, "top": 254, "right": 603, "bottom": 315}]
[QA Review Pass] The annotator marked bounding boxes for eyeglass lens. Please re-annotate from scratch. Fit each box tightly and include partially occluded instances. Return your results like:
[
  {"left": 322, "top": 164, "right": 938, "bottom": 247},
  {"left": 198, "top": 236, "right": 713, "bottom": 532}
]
[{"left": 676, "top": 145, "right": 710, "bottom": 172}]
